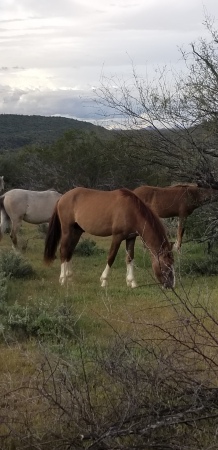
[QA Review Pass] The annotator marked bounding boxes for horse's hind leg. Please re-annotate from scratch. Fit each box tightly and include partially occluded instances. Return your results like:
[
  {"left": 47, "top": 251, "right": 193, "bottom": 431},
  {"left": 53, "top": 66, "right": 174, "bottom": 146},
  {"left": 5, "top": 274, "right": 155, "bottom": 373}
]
[
  {"left": 100, "top": 235, "right": 122, "bottom": 287},
  {"left": 59, "top": 225, "right": 83, "bottom": 285},
  {"left": 126, "top": 236, "right": 137, "bottom": 288}
]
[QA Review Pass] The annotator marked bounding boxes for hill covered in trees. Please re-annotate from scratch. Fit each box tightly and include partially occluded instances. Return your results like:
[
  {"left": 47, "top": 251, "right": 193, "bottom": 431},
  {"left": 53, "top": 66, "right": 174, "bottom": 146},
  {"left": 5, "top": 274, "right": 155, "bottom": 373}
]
[
  {"left": 0, "top": 114, "right": 110, "bottom": 152},
  {"left": 0, "top": 114, "right": 165, "bottom": 192}
]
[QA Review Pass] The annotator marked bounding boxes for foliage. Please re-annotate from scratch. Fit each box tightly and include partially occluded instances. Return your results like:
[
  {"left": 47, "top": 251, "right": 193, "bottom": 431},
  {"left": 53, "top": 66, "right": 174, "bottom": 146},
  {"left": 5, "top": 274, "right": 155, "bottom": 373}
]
[
  {"left": 0, "top": 250, "right": 34, "bottom": 279},
  {"left": 0, "top": 294, "right": 80, "bottom": 342},
  {"left": 0, "top": 268, "right": 7, "bottom": 302},
  {"left": 96, "top": 16, "right": 218, "bottom": 187},
  {"left": 0, "top": 113, "right": 106, "bottom": 152},
  {"left": 0, "top": 225, "right": 218, "bottom": 448},
  {"left": 74, "top": 238, "right": 105, "bottom": 257},
  {"left": 180, "top": 250, "right": 218, "bottom": 276},
  {"left": 0, "top": 117, "right": 169, "bottom": 192},
  {"left": 1, "top": 298, "right": 218, "bottom": 449}
]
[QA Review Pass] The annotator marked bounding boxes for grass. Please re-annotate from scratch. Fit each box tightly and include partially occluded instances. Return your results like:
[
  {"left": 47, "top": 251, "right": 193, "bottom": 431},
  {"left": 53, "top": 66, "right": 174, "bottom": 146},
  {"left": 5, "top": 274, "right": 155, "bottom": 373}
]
[
  {"left": 1, "top": 222, "right": 218, "bottom": 341},
  {"left": 1, "top": 223, "right": 218, "bottom": 448}
]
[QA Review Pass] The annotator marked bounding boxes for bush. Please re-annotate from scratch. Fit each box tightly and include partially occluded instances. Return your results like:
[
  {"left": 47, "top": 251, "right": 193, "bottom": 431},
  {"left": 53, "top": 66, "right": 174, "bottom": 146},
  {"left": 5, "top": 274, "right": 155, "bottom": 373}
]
[
  {"left": 0, "top": 297, "right": 80, "bottom": 342},
  {"left": 0, "top": 250, "right": 34, "bottom": 278},
  {"left": 181, "top": 255, "right": 218, "bottom": 276},
  {"left": 0, "top": 269, "right": 7, "bottom": 302},
  {"left": 74, "top": 238, "right": 104, "bottom": 257},
  {"left": 38, "top": 222, "right": 49, "bottom": 237}
]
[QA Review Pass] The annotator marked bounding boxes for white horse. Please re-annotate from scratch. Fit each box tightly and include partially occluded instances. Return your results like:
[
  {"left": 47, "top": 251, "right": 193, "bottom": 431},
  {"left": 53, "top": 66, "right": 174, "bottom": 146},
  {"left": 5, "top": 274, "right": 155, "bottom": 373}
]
[
  {"left": 0, "top": 188, "right": 62, "bottom": 247},
  {"left": 0, "top": 176, "right": 4, "bottom": 192}
]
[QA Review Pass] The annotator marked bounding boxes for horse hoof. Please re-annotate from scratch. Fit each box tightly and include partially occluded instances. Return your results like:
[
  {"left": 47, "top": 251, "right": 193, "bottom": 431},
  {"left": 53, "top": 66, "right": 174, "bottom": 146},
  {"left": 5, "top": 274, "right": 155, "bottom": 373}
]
[
  {"left": 126, "top": 279, "right": 137, "bottom": 288},
  {"left": 101, "top": 279, "right": 107, "bottom": 287}
]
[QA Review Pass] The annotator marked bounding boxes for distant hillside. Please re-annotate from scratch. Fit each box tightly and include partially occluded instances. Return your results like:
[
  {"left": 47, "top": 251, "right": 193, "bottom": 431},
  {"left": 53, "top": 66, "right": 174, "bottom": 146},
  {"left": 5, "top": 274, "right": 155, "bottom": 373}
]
[{"left": 0, "top": 114, "right": 110, "bottom": 152}]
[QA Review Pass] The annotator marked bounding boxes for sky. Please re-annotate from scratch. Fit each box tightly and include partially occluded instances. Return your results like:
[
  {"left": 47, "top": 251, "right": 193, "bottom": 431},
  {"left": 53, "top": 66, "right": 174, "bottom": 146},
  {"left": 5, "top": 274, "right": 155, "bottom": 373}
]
[{"left": 0, "top": 0, "right": 218, "bottom": 127}]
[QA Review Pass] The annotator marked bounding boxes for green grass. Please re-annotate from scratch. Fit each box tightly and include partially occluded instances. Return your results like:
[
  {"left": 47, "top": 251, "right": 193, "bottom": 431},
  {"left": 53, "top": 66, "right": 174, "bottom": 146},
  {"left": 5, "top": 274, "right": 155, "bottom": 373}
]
[
  {"left": 1, "top": 224, "right": 218, "bottom": 448},
  {"left": 1, "top": 223, "right": 218, "bottom": 342}
]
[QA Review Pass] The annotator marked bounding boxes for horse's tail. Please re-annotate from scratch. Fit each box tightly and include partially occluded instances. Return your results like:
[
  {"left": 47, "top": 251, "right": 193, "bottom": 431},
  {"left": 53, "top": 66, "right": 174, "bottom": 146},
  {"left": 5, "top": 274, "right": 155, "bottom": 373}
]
[
  {"left": 44, "top": 206, "right": 61, "bottom": 265},
  {"left": 0, "top": 195, "right": 10, "bottom": 241}
]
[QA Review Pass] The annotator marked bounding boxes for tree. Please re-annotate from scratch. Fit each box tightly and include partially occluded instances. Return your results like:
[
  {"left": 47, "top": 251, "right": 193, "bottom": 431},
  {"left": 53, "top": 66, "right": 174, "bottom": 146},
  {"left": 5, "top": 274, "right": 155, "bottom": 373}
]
[{"left": 96, "top": 15, "right": 218, "bottom": 187}]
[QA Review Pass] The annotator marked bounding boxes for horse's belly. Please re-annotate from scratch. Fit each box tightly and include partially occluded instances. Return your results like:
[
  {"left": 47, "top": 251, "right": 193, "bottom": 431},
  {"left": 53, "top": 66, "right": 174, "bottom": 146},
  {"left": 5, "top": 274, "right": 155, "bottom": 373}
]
[
  {"left": 79, "top": 221, "right": 112, "bottom": 237},
  {"left": 24, "top": 215, "right": 49, "bottom": 224},
  {"left": 24, "top": 210, "right": 51, "bottom": 224},
  {"left": 24, "top": 200, "right": 58, "bottom": 223}
]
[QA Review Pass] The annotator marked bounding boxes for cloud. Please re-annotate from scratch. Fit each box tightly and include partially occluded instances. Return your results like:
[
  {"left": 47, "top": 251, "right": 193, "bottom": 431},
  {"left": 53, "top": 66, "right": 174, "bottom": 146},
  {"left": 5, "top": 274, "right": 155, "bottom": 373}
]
[
  {"left": 0, "top": 0, "right": 217, "bottom": 123},
  {"left": 0, "top": 84, "right": 102, "bottom": 121}
]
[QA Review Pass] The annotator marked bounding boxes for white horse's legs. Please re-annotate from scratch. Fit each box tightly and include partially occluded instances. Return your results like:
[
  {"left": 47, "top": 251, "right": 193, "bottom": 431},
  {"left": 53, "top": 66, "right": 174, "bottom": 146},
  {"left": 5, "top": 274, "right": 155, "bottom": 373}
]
[
  {"left": 100, "top": 236, "right": 122, "bottom": 287},
  {"left": 126, "top": 260, "right": 137, "bottom": 288},
  {"left": 100, "top": 261, "right": 137, "bottom": 288},
  {"left": 100, "top": 263, "right": 110, "bottom": 287},
  {"left": 59, "top": 261, "right": 72, "bottom": 285}
]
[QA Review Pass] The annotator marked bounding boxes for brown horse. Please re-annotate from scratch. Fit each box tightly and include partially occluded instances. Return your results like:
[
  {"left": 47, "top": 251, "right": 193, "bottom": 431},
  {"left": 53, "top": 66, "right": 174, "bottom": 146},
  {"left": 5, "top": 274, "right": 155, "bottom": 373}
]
[
  {"left": 44, "top": 187, "right": 175, "bottom": 289},
  {"left": 133, "top": 184, "right": 218, "bottom": 250}
]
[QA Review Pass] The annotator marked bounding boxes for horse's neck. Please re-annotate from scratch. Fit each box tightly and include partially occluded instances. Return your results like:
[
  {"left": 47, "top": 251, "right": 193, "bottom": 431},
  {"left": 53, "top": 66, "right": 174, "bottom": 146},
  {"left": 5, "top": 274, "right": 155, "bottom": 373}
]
[{"left": 137, "top": 214, "right": 166, "bottom": 254}]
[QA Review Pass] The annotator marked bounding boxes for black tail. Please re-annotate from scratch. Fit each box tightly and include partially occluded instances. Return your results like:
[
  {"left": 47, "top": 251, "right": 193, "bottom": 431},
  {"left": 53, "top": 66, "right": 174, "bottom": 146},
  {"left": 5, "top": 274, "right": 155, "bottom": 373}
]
[
  {"left": 44, "top": 207, "right": 61, "bottom": 265},
  {"left": 0, "top": 195, "right": 6, "bottom": 241}
]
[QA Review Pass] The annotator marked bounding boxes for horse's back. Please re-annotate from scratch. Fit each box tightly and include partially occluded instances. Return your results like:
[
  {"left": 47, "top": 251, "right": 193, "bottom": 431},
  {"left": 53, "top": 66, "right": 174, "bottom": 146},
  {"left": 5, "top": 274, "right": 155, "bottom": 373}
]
[
  {"left": 134, "top": 185, "right": 191, "bottom": 217},
  {"left": 24, "top": 190, "right": 61, "bottom": 223},
  {"left": 57, "top": 187, "right": 142, "bottom": 237}
]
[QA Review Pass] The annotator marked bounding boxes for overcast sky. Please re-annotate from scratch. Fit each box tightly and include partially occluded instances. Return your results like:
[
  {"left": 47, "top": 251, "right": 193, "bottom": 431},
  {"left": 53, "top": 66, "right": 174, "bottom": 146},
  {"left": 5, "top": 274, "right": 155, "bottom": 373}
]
[{"left": 0, "top": 0, "right": 218, "bottom": 126}]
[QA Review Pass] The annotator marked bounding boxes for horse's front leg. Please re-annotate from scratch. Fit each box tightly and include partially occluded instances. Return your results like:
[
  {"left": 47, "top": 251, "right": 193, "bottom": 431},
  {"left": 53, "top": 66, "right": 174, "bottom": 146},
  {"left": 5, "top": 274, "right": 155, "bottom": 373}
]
[
  {"left": 10, "top": 218, "right": 22, "bottom": 249},
  {"left": 100, "top": 235, "right": 122, "bottom": 287},
  {"left": 126, "top": 236, "right": 137, "bottom": 288},
  {"left": 174, "top": 217, "right": 186, "bottom": 252},
  {"left": 59, "top": 261, "right": 72, "bottom": 285}
]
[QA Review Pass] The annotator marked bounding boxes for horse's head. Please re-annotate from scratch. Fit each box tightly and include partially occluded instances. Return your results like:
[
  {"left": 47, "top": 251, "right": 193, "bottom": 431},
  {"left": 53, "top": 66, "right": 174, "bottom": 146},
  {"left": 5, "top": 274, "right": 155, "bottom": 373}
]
[{"left": 152, "top": 243, "right": 175, "bottom": 289}]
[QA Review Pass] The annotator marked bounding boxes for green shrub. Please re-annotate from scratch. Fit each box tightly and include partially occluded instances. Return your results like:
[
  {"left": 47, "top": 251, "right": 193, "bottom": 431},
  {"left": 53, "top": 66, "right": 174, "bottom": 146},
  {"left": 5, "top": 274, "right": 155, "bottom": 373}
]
[
  {"left": 0, "top": 297, "right": 80, "bottom": 342},
  {"left": 38, "top": 222, "right": 49, "bottom": 237},
  {"left": 0, "top": 269, "right": 7, "bottom": 302},
  {"left": 74, "top": 238, "right": 104, "bottom": 256},
  {"left": 181, "top": 257, "right": 218, "bottom": 276},
  {"left": 179, "top": 245, "right": 218, "bottom": 276},
  {"left": 0, "top": 250, "right": 34, "bottom": 278}
]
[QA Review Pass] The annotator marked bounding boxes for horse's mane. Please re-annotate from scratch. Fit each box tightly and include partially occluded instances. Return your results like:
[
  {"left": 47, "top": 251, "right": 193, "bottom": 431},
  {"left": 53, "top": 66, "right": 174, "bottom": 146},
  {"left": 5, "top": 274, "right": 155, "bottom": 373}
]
[{"left": 120, "top": 188, "right": 167, "bottom": 240}]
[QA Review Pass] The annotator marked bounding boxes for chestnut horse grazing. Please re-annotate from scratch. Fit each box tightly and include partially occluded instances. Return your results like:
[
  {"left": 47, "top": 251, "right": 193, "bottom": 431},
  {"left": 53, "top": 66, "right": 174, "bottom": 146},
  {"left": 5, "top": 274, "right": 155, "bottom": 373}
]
[
  {"left": 134, "top": 184, "right": 218, "bottom": 251},
  {"left": 44, "top": 187, "right": 175, "bottom": 289}
]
